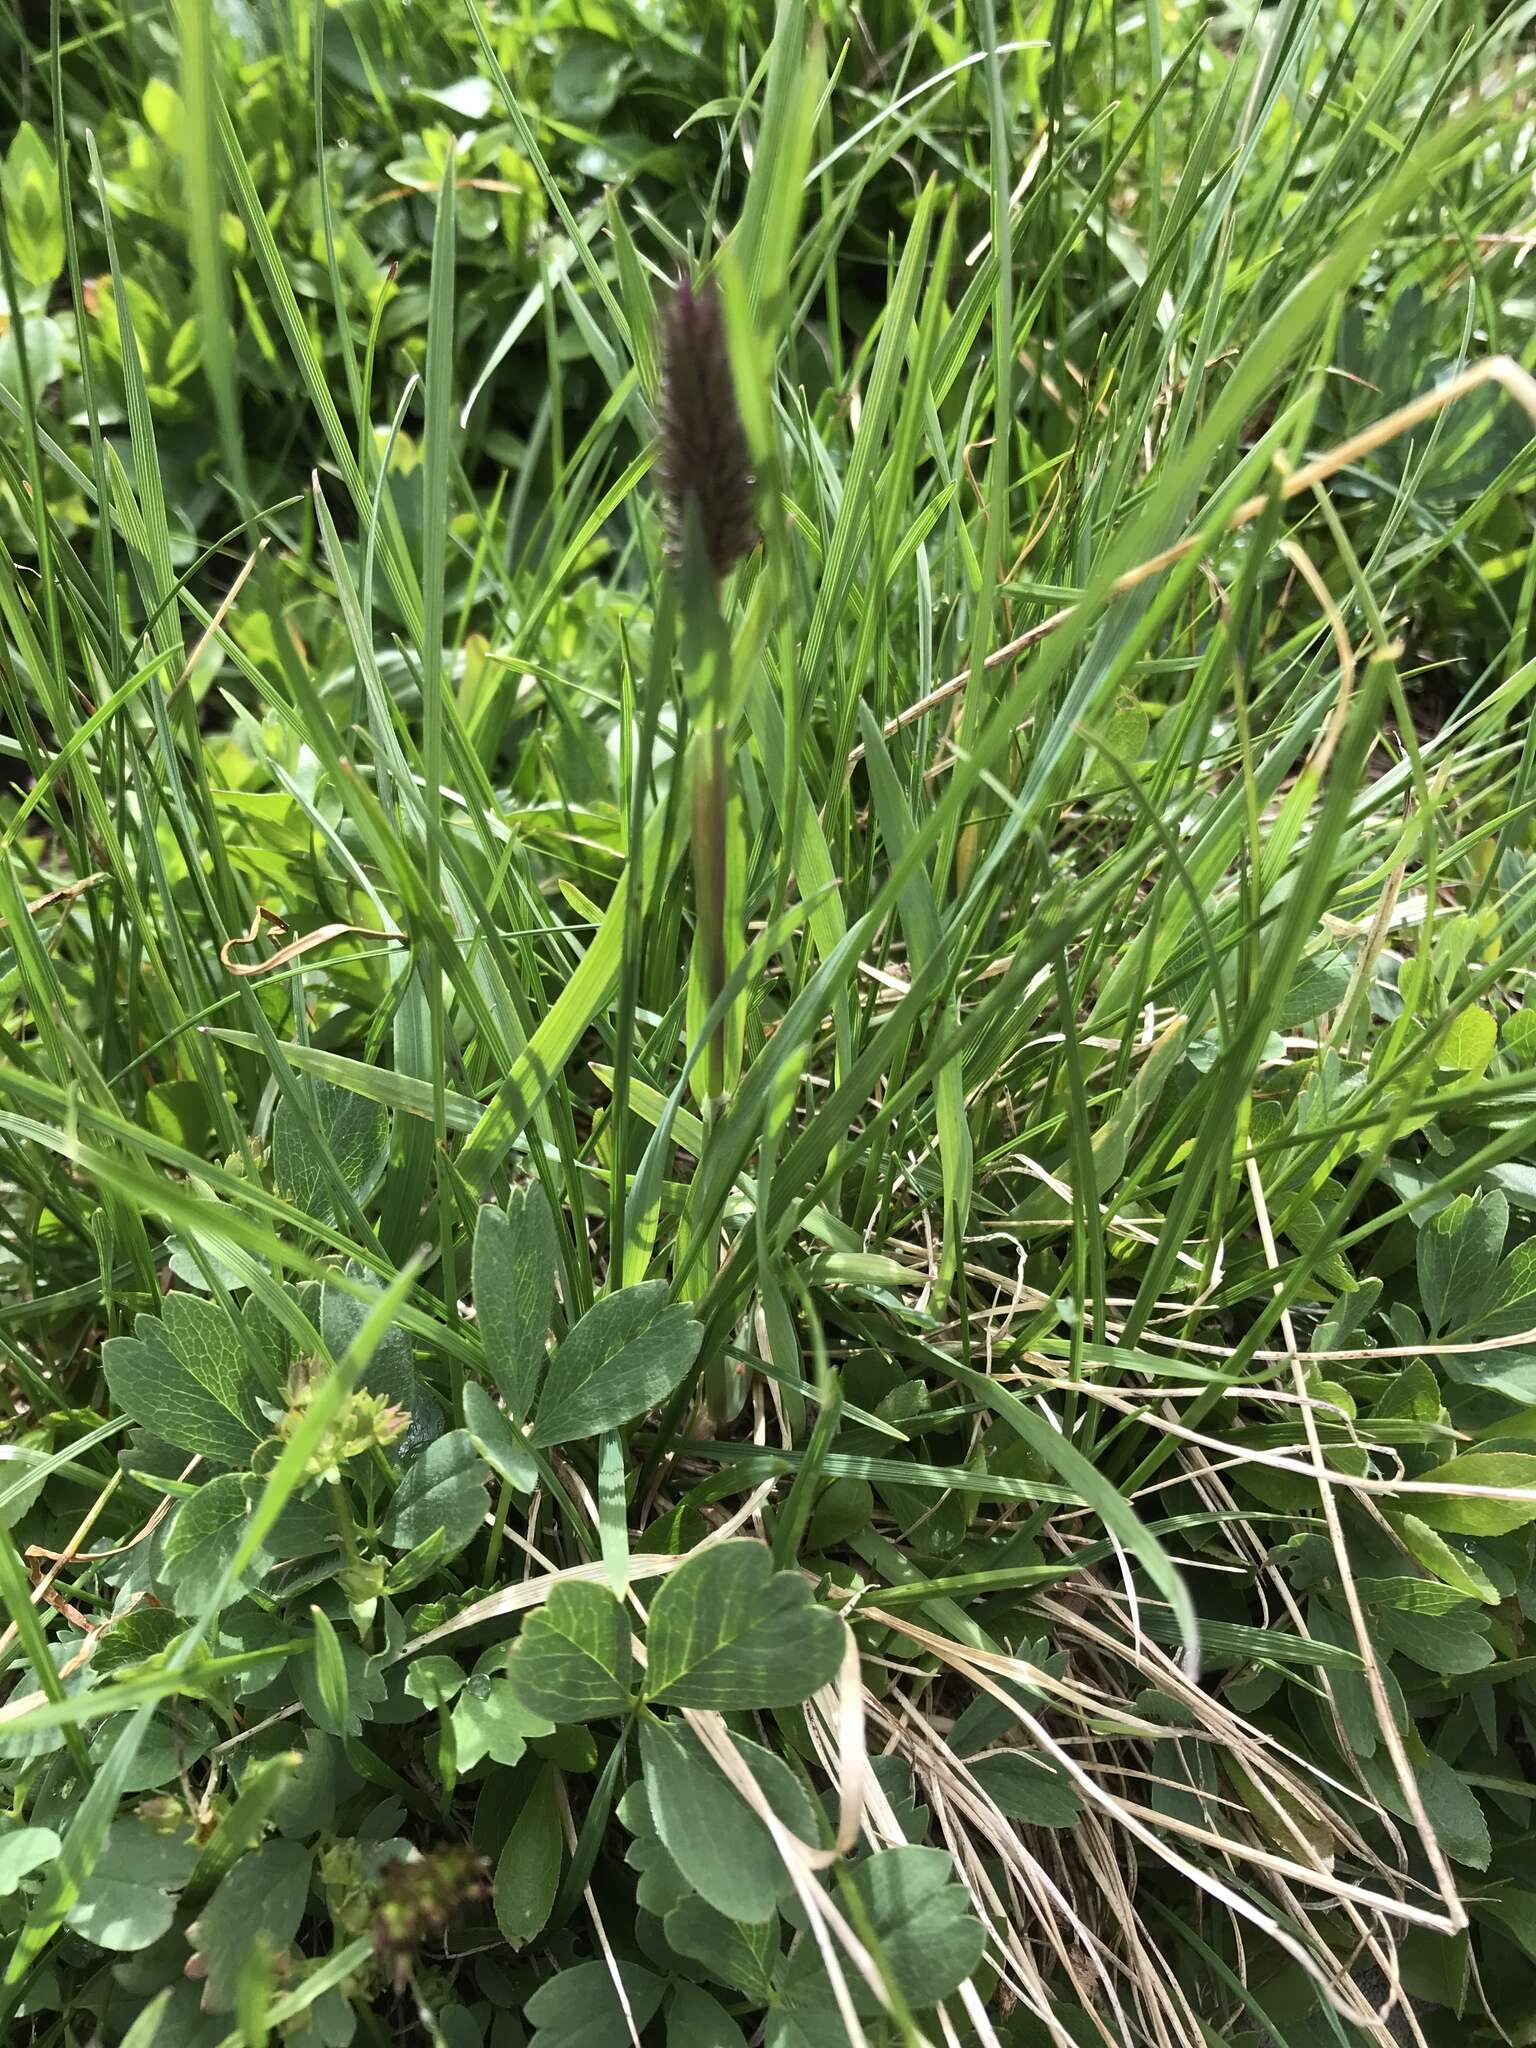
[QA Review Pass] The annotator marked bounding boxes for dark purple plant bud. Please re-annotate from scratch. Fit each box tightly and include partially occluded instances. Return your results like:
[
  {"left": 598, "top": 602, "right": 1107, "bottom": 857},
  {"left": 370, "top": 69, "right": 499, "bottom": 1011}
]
[
  {"left": 371, "top": 1846, "right": 489, "bottom": 1989},
  {"left": 656, "top": 276, "right": 758, "bottom": 580}
]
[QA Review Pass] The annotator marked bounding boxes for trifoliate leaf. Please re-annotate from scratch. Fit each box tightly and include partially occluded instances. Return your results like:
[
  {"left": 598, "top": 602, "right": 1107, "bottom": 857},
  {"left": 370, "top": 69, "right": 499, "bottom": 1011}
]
[
  {"left": 295, "top": 1626, "right": 387, "bottom": 1738},
  {"left": 404, "top": 1656, "right": 465, "bottom": 1709},
  {"left": 93, "top": 1608, "right": 183, "bottom": 1678},
  {"left": 266, "top": 1731, "right": 343, "bottom": 1841},
  {"left": 779, "top": 1847, "right": 985, "bottom": 2025},
  {"left": 627, "top": 1830, "right": 692, "bottom": 1919},
  {"left": 86, "top": 1707, "right": 216, "bottom": 1790}
]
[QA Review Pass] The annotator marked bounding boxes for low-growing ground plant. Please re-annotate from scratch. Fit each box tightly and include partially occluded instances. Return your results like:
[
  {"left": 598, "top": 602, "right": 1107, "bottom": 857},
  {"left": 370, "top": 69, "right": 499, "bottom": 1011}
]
[{"left": 3, "top": 2, "right": 1536, "bottom": 2044}]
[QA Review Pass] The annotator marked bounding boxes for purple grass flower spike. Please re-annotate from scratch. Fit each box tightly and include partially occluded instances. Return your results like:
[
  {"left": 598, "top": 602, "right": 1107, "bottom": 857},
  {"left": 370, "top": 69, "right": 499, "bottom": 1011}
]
[{"left": 656, "top": 276, "right": 758, "bottom": 580}]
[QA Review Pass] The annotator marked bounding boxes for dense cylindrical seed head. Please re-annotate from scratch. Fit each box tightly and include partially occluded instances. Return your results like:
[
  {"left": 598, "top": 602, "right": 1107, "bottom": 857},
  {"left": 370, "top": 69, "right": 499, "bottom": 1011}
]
[{"left": 656, "top": 276, "right": 758, "bottom": 580}]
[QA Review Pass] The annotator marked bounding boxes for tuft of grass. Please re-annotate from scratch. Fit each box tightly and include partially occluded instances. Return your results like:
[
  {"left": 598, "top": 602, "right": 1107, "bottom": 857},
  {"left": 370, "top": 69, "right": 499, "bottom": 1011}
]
[{"left": 3, "top": 2, "right": 1536, "bottom": 2044}]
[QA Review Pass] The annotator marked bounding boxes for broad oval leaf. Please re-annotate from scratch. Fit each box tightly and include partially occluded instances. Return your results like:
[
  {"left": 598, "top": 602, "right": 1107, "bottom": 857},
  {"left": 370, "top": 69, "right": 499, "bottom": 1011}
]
[
  {"left": 640, "top": 1717, "right": 819, "bottom": 1925},
  {"left": 1477, "top": 1889, "right": 1536, "bottom": 1963},
  {"left": 494, "top": 1764, "right": 562, "bottom": 1946},
  {"left": 665, "top": 1896, "right": 780, "bottom": 2002},
  {"left": 185, "top": 1839, "right": 312, "bottom": 2012},
  {"left": 1439, "top": 1005, "right": 1497, "bottom": 1076},
  {"left": 2, "top": 124, "right": 64, "bottom": 288},
  {"left": 667, "top": 1981, "right": 749, "bottom": 2048},
  {"left": 1418, "top": 1190, "right": 1506, "bottom": 1336},
  {"left": 0, "top": 1827, "right": 59, "bottom": 1897},
  {"left": 473, "top": 1187, "right": 558, "bottom": 1420},
  {"left": 161, "top": 1472, "right": 268, "bottom": 1614},
  {"left": 505, "top": 1579, "right": 634, "bottom": 1722},
  {"left": 643, "top": 1541, "right": 844, "bottom": 1710},
  {"left": 63, "top": 1817, "right": 197, "bottom": 1951},
  {"left": 524, "top": 1961, "right": 665, "bottom": 2048},
  {"left": 777, "top": 1846, "right": 985, "bottom": 2024},
  {"left": 1387, "top": 1511, "right": 1499, "bottom": 1603},
  {"left": 1371, "top": 1604, "right": 1493, "bottom": 1674},
  {"left": 1481, "top": 1239, "right": 1536, "bottom": 1341},
  {"left": 1413, "top": 1452, "right": 1536, "bottom": 1535},
  {"left": 1414, "top": 1752, "right": 1490, "bottom": 1871},
  {"left": 271, "top": 1079, "right": 388, "bottom": 1227},
  {"left": 464, "top": 1380, "right": 538, "bottom": 1493},
  {"left": 967, "top": 1752, "right": 1081, "bottom": 1827},
  {"left": 380, "top": 1431, "right": 489, "bottom": 1561},
  {"left": 529, "top": 1282, "right": 702, "bottom": 1448}
]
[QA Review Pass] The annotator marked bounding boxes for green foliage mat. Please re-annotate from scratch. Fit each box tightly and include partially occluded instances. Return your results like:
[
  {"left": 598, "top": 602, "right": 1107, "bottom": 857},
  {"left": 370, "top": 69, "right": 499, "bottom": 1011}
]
[{"left": 3, "top": 2, "right": 1536, "bottom": 2044}]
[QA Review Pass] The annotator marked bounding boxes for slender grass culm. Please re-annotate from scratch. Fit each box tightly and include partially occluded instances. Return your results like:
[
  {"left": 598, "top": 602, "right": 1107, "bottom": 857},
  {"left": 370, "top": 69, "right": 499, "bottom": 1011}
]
[
  {"left": 656, "top": 273, "right": 758, "bottom": 1108},
  {"left": 656, "top": 275, "right": 757, "bottom": 1418}
]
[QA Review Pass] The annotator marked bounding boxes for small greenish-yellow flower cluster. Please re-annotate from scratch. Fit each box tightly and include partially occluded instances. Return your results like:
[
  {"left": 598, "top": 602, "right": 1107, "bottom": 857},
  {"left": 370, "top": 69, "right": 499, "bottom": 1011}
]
[{"left": 276, "top": 1360, "right": 408, "bottom": 1483}]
